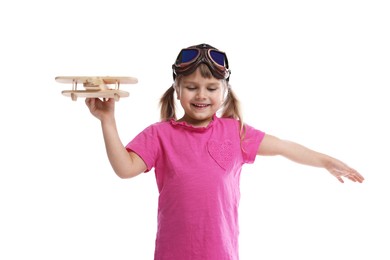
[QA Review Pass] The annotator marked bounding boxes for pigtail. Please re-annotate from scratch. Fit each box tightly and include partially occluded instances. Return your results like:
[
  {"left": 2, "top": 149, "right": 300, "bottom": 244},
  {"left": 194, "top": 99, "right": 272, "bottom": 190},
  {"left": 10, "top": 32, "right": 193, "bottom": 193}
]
[
  {"left": 159, "top": 85, "right": 176, "bottom": 121},
  {"left": 221, "top": 85, "right": 246, "bottom": 137}
]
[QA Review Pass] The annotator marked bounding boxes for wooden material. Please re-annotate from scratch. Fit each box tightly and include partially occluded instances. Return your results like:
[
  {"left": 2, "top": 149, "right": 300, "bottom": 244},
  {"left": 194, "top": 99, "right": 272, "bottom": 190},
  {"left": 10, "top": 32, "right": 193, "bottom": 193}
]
[{"left": 55, "top": 76, "right": 138, "bottom": 101}]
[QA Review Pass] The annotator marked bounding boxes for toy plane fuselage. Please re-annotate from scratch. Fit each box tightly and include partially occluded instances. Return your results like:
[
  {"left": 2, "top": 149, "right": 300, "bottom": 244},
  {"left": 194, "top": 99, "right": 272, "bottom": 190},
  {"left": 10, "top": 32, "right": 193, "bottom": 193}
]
[{"left": 83, "top": 77, "right": 108, "bottom": 90}]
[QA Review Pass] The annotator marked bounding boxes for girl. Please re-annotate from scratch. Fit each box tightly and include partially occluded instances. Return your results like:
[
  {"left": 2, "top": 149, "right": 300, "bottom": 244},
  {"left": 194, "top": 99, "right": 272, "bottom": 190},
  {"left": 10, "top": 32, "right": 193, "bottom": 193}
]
[{"left": 85, "top": 43, "right": 364, "bottom": 260}]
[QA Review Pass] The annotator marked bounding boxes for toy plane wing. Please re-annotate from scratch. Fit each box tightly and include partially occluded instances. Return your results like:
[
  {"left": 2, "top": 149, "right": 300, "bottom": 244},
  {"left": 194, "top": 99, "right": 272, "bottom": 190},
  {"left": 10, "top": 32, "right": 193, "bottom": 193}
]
[{"left": 55, "top": 76, "right": 138, "bottom": 101}]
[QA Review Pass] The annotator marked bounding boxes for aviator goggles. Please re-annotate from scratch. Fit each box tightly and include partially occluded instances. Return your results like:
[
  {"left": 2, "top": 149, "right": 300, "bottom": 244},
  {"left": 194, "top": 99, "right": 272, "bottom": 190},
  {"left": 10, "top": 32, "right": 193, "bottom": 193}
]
[{"left": 172, "top": 44, "right": 231, "bottom": 81}]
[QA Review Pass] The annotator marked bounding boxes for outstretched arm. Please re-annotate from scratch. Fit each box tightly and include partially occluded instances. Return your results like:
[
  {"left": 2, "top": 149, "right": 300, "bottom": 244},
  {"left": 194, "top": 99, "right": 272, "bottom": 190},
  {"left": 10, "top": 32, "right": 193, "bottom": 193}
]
[
  {"left": 85, "top": 98, "right": 147, "bottom": 179},
  {"left": 257, "top": 134, "right": 364, "bottom": 183}
]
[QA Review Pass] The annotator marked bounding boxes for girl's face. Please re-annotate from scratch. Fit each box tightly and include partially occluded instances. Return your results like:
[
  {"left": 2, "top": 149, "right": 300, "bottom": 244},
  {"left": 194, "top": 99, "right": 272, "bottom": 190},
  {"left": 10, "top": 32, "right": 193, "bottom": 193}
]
[{"left": 177, "top": 67, "right": 225, "bottom": 127}]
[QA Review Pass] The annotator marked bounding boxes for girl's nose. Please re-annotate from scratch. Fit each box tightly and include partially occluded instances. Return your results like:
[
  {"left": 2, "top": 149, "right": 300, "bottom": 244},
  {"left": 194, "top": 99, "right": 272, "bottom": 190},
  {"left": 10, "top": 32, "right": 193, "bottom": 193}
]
[{"left": 196, "top": 89, "right": 206, "bottom": 99}]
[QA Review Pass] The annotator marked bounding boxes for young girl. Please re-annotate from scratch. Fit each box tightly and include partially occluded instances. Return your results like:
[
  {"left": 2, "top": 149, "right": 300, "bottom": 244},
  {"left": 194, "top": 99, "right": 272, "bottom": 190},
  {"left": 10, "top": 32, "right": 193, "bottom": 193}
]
[{"left": 85, "top": 43, "right": 364, "bottom": 260}]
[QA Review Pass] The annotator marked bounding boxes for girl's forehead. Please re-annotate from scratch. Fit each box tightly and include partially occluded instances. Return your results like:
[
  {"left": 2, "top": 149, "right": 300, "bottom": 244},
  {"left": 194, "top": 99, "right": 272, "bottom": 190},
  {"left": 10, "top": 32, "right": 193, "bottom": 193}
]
[
  {"left": 180, "top": 77, "right": 223, "bottom": 87},
  {"left": 181, "top": 69, "right": 221, "bottom": 84}
]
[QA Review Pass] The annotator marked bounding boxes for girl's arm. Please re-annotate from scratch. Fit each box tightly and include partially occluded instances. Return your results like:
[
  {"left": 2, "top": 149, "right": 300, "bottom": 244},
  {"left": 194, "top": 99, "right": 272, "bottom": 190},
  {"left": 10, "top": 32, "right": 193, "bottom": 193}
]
[
  {"left": 86, "top": 98, "right": 147, "bottom": 179},
  {"left": 257, "top": 134, "right": 364, "bottom": 183}
]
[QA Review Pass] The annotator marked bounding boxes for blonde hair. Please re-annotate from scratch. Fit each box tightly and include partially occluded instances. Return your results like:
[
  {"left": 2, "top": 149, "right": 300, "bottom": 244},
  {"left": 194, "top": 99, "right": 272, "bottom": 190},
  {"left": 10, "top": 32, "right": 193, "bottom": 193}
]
[{"left": 159, "top": 64, "right": 245, "bottom": 133}]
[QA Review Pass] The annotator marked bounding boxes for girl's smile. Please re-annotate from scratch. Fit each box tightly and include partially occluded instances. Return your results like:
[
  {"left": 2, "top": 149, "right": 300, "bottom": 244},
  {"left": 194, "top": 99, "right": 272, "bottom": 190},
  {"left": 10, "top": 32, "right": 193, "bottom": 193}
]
[{"left": 191, "top": 103, "right": 210, "bottom": 109}]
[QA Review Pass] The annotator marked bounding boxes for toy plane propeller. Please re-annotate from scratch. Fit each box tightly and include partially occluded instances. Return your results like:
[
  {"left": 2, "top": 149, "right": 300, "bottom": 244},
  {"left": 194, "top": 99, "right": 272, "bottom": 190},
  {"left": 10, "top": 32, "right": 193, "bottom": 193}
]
[{"left": 55, "top": 76, "right": 138, "bottom": 101}]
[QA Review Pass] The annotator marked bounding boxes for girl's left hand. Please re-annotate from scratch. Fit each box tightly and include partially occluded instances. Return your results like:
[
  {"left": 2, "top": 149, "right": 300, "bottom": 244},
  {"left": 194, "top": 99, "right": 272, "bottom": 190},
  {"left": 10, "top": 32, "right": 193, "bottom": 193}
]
[{"left": 327, "top": 159, "right": 364, "bottom": 183}]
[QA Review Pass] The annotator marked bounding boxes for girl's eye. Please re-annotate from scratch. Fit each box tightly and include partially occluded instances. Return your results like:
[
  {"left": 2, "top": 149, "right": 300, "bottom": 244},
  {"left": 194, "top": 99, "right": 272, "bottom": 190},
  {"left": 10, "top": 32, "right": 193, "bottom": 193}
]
[
  {"left": 186, "top": 86, "right": 196, "bottom": 90},
  {"left": 208, "top": 88, "right": 217, "bottom": 92}
]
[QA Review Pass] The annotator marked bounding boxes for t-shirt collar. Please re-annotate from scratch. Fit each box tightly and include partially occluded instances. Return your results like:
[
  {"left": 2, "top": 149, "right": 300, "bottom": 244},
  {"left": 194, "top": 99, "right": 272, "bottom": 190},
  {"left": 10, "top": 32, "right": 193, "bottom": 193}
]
[{"left": 170, "top": 114, "right": 217, "bottom": 132}]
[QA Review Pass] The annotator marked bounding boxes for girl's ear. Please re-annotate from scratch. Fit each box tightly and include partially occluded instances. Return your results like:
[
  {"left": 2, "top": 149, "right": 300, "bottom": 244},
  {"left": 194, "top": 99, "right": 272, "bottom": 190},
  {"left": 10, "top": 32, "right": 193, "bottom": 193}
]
[
  {"left": 175, "top": 85, "right": 181, "bottom": 100},
  {"left": 222, "top": 82, "right": 229, "bottom": 102},
  {"left": 222, "top": 88, "right": 228, "bottom": 102}
]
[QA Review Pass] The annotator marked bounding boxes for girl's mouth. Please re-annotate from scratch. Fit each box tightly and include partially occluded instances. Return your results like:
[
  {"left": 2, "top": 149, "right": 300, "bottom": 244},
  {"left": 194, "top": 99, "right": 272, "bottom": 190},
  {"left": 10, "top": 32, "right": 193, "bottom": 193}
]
[{"left": 192, "top": 103, "right": 210, "bottom": 108}]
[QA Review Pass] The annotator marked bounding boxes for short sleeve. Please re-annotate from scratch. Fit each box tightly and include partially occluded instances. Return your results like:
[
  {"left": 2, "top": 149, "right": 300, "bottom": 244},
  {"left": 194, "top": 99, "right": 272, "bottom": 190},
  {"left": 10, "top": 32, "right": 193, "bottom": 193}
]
[
  {"left": 125, "top": 125, "right": 159, "bottom": 172},
  {"left": 241, "top": 124, "right": 265, "bottom": 164}
]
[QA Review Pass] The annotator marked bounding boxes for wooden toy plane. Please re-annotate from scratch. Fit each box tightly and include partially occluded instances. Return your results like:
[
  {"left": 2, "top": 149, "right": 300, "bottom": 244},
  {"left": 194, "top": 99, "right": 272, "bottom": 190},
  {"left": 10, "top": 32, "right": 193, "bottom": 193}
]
[{"left": 55, "top": 76, "right": 138, "bottom": 101}]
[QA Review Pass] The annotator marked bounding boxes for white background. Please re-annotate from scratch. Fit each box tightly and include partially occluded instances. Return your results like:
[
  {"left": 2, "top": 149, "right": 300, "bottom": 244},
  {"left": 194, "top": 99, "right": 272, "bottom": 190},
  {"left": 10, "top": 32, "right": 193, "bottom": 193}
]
[{"left": 1, "top": 0, "right": 389, "bottom": 259}]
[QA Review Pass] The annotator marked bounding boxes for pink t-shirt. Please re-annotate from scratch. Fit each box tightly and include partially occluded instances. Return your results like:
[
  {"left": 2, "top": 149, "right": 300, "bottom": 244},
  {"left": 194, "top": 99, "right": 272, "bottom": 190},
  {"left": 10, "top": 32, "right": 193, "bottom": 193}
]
[{"left": 126, "top": 116, "right": 265, "bottom": 260}]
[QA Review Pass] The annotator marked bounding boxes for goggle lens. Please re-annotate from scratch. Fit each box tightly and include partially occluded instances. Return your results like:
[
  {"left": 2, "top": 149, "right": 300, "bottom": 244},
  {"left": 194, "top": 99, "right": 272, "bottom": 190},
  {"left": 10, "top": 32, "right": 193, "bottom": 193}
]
[
  {"left": 180, "top": 49, "right": 199, "bottom": 63},
  {"left": 209, "top": 50, "right": 225, "bottom": 67}
]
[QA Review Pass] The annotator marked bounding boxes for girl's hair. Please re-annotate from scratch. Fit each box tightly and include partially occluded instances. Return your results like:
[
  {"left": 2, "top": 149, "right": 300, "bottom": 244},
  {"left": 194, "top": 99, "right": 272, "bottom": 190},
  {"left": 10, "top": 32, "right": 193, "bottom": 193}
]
[{"left": 159, "top": 63, "right": 245, "bottom": 133}]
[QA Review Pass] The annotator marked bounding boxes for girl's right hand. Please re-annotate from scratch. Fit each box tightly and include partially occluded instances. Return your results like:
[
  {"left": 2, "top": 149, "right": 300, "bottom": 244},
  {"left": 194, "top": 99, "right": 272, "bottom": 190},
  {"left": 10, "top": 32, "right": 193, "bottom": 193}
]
[{"left": 85, "top": 98, "right": 115, "bottom": 122}]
